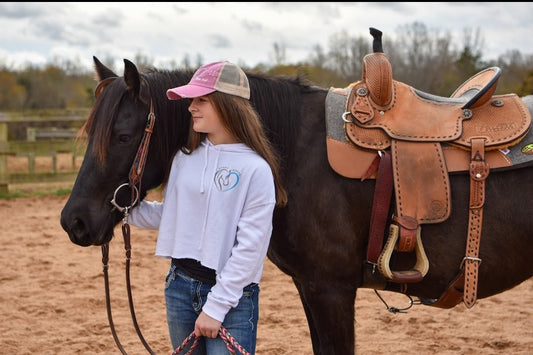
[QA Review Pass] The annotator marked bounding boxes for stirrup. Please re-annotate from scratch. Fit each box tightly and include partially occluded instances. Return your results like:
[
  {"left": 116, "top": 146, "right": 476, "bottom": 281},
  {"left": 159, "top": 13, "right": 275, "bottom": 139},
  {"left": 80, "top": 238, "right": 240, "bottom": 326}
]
[{"left": 377, "top": 224, "right": 429, "bottom": 283}]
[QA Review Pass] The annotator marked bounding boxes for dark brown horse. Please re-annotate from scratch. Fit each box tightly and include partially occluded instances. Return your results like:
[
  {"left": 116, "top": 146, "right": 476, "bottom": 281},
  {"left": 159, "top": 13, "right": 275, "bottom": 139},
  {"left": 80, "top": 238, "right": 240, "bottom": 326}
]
[{"left": 61, "top": 49, "right": 533, "bottom": 353}]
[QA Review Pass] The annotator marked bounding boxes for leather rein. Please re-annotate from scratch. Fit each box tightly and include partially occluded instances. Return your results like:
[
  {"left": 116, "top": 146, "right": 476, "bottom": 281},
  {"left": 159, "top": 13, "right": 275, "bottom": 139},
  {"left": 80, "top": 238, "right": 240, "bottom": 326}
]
[{"left": 95, "top": 77, "right": 157, "bottom": 354}]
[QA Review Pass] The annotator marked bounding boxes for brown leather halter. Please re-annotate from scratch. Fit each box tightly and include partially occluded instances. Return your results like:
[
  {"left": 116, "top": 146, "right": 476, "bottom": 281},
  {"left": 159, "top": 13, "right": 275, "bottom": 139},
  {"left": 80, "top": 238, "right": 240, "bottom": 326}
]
[{"left": 95, "top": 76, "right": 157, "bottom": 354}]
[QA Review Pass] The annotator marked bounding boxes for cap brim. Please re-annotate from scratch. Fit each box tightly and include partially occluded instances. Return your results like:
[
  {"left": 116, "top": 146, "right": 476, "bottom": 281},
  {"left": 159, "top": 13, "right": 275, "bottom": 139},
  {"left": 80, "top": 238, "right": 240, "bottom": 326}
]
[{"left": 166, "top": 85, "right": 216, "bottom": 100}]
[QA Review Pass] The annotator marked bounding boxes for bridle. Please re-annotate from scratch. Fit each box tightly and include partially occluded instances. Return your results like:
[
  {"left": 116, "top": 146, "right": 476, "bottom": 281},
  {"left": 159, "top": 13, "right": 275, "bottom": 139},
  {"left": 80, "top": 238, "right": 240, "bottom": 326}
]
[{"left": 95, "top": 76, "right": 157, "bottom": 354}]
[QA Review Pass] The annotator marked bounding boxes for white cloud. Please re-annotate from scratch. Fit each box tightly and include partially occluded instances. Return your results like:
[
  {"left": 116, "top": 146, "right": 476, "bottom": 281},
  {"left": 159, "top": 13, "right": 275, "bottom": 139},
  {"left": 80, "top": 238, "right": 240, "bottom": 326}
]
[{"left": 0, "top": 2, "right": 532, "bottom": 72}]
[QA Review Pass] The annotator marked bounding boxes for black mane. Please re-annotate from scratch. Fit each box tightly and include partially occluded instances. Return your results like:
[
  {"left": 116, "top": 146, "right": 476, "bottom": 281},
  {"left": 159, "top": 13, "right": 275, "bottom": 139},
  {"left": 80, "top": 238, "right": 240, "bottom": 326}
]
[
  {"left": 248, "top": 72, "right": 314, "bottom": 171},
  {"left": 143, "top": 68, "right": 322, "bottom": 178}
]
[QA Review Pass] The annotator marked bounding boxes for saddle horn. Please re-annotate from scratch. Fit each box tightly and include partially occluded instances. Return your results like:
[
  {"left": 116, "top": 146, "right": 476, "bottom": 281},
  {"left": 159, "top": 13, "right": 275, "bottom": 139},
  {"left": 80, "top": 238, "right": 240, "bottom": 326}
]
[
  {"left": 369, "top": 27, "right": 383, "bottom": 53},
  {"left": 362, "top": 27, "right": 393, "bottom": 107}
]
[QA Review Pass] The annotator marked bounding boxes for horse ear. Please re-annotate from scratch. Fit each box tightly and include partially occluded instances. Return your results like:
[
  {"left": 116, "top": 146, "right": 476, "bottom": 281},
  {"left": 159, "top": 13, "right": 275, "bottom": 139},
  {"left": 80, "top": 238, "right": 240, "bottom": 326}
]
[
  {"left": 93, "top": 56, "right": 118, "bottom": 81},
  {"left": 123, "top": 59, "right": 150, "bottom": 104}
]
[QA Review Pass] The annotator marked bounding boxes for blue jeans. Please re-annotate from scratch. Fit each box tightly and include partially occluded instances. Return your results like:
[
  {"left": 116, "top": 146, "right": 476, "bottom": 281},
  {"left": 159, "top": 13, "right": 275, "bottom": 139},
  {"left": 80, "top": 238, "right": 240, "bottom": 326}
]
[{"left": 165, "top": 263, "right": 259, "bottom": 354}]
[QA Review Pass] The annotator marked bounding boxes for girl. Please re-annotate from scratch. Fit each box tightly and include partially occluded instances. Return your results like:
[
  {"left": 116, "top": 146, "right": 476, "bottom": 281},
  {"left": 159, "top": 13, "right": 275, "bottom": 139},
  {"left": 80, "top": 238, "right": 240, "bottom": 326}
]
[{"left": 129, "top": 61, "right": 287, "bottom": 354}]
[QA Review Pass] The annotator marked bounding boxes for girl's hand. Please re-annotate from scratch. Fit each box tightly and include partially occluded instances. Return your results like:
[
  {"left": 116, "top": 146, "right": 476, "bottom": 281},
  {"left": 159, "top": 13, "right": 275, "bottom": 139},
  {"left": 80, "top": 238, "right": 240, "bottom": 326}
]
[{"left": 194, "top": 311, "right": 222, "bottom": 338}]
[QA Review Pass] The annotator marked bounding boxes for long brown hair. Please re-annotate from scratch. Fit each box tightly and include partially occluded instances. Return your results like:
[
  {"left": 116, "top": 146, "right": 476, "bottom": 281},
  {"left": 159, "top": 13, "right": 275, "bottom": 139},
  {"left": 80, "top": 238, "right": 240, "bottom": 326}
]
[{"left": 182, "top": 91, "right": 287, "bottom": 206}]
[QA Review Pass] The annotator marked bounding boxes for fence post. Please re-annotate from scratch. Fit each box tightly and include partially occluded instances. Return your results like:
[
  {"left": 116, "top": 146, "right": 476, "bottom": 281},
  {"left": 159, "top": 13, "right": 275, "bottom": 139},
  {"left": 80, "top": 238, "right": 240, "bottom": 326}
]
[
  {"left": 27, "top": 127, "right": 37, "bottom": 141},
  {"left": 0, "top": 122, "right": 8, "bottom": 194}
]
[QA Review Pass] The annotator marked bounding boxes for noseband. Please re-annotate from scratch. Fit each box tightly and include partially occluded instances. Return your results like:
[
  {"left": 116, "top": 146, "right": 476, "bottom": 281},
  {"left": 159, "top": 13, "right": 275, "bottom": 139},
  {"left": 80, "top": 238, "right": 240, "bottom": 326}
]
[{"left": 95, "top": 76, "right": 157, "bottom": 354}]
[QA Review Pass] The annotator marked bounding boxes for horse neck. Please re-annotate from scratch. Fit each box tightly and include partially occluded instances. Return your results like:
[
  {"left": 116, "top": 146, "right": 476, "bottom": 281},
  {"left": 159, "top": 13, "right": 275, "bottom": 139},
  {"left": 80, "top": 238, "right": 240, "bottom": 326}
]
[{"left": 147, "top": 94, "right": 190, "bottom": 188}]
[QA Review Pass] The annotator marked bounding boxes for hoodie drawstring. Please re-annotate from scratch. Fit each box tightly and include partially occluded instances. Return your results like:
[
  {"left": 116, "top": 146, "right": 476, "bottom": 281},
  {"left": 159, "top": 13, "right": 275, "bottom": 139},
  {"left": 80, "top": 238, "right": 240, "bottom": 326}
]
[
  {"left": 199, "top": 142, "right": 221, "bottom": 249},
  {"left": 200, "top": 143, "right": 209, "bottom": 194}
]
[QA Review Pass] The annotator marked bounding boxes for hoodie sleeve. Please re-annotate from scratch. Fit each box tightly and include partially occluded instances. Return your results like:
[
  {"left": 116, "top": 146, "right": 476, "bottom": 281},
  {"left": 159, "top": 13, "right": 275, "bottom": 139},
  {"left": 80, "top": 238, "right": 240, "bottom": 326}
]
[
  {"left": 129, "top": 153, "right": 180, "bottom": 230},
  {"left": 129, "top": 199, "right": 164, "bottom": 229},
  {"left": 202, "top": 164, "right": 276, "bottom": 322}
]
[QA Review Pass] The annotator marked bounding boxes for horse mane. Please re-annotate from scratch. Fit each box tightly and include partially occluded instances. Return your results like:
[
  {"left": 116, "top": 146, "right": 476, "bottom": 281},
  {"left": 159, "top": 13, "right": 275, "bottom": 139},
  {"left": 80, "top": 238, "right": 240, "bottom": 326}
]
[
  {"left": 79, "top": 79, "right": 128, "bottom": 165},
  {"left": 80, "top": 68, "right": 193, "bottom": 171},
  {"left": 142, "top": 68, "right": 194, "bottom": 179},
  {"left": 246, "top": 72, "right": 318, "bottom": 174},
  {"left": 80, "top": 65, "right": 320, "bottom": 183}
]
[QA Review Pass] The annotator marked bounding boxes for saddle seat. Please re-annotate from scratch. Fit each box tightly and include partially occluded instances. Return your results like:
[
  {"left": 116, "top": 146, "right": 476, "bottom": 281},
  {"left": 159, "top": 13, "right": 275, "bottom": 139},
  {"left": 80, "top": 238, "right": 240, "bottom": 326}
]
[{"left": 337, "top": 28, "right": 531, "bottom": 309}]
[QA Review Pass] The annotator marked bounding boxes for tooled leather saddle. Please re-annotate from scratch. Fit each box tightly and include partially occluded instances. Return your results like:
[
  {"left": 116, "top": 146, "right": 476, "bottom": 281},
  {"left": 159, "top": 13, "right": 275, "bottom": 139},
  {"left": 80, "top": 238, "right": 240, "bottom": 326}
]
[{"left": 328, "top": 28, "right": 531, "bottom": 308}]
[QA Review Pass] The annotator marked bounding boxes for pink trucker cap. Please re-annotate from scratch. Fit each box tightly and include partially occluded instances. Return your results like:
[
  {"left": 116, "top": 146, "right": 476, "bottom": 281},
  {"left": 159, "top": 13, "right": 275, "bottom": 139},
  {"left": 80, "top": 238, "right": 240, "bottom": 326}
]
[{"left": 167, "top": 61, "right": 250, "bottom": 100}]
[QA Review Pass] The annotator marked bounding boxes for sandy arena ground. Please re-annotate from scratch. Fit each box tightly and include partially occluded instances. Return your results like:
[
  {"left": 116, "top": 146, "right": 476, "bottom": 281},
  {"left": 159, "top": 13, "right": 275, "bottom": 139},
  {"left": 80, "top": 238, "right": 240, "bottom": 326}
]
[{"left": 1, "top": 155, "right": 531, "bottom": 354}]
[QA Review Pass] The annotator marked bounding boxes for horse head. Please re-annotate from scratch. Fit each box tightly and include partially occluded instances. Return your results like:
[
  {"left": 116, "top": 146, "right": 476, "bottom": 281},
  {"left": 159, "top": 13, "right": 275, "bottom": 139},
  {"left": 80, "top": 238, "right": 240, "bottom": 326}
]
[{"left": 60, "top": 57, "right": 191, "bottom": 246}]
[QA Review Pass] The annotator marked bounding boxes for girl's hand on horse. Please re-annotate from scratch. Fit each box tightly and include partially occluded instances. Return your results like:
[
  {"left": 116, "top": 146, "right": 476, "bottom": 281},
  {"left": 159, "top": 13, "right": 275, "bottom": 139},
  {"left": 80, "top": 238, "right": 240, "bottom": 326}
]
[{"left": 195, "top": 311, "right": 222, "bottom": 338}]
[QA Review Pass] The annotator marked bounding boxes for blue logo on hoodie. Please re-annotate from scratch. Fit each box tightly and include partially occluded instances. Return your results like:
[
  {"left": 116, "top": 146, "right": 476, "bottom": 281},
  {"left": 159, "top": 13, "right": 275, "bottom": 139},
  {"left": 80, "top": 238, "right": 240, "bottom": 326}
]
[{"left": 214, "top": 168, "right": 240, "bottom": 191}]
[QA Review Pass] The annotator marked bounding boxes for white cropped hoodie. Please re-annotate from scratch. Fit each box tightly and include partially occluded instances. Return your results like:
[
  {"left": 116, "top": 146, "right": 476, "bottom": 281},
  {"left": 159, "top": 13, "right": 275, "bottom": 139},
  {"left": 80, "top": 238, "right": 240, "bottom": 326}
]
[{"left": 129, "top": 138, "right": 276, "bottom": 322}]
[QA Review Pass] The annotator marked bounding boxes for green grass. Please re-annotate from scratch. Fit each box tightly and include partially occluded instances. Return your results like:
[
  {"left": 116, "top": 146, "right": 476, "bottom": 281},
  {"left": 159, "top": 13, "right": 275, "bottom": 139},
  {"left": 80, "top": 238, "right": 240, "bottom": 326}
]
[
  {"left": 0, "top": 186, "right": 72, "bottom": 199},
  {"left": 0, "top": 183, "right": 163, "bottom": 200},
  {"left": 0, "top": 191, "right": 25, "bottom": 199}
]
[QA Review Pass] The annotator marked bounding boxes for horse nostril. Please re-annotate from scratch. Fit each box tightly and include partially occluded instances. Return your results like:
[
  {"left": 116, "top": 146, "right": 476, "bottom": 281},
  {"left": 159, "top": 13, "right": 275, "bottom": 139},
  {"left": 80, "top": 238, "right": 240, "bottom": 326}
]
[
  {"left": 67, "top": 217, "right": 91, "bottom": 246},
  {"left": 71, "top": 217, "right": 85, "bottom": 235}
]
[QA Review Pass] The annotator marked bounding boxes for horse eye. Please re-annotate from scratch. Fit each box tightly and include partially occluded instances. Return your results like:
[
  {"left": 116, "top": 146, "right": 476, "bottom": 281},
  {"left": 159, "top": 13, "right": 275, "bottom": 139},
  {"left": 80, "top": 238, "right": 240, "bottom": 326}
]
[{"left": 119, "top": 135, "right": 131, "bottom": 143}]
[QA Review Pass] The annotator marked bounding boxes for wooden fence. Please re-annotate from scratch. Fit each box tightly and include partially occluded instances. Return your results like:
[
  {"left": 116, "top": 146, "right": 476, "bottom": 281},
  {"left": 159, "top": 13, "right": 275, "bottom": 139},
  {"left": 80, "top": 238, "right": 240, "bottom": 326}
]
[{"left": 0, "top": 109, "right": 90, "bottom": 194}]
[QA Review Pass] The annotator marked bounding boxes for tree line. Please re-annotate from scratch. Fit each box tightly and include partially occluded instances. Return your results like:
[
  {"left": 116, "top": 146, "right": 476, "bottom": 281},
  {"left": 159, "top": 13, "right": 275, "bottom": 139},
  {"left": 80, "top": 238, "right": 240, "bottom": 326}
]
[{"left": 1, "top": 22, "right": 532, "bottom": 111}]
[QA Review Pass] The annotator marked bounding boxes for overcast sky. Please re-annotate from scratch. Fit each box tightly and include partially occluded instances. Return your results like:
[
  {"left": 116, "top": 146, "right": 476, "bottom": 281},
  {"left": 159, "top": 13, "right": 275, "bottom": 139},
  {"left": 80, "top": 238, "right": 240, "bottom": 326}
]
[{"left": 1, "top": 2, "right": 532, "bottom": 72}]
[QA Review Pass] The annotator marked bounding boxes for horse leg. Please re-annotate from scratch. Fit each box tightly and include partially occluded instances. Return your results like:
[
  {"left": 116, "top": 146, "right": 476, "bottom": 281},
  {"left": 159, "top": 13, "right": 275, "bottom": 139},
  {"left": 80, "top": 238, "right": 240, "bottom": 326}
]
[
  {"left": 292, "top": 278, "right": 320, "bottom": 353},
  {"left": 293, "top": 277, "right": 356, "bottom": 354}
]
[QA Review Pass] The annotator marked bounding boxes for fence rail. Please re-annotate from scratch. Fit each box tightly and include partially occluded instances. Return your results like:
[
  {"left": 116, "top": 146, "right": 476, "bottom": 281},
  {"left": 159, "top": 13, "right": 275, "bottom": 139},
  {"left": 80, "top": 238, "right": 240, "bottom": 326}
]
[{"left": 0, "top": 109, "right": 90, "bottom": 194}]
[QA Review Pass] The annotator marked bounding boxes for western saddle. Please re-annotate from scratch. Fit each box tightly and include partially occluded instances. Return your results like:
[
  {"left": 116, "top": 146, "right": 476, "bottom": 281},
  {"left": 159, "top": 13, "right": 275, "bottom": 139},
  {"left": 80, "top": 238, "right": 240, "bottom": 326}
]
[{"left": 339, "top": 28, "right": 531, "bottom": 308}]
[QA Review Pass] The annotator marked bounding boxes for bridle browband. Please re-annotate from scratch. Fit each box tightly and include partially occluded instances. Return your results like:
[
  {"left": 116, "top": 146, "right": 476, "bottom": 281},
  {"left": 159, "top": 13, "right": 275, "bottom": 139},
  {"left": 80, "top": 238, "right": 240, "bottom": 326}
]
[{"left": 95, "top": 76, "right": 157, "bottom": 354}]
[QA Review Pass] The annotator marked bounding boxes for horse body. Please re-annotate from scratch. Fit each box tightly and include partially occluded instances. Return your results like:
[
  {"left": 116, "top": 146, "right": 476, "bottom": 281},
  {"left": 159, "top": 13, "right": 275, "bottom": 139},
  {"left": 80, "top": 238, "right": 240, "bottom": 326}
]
[
  {"left": 270, "top": 85, "right": 533, "bottom": 353},
  {"left": 61, "top": 56, "right": 533, "bottom": 354}
]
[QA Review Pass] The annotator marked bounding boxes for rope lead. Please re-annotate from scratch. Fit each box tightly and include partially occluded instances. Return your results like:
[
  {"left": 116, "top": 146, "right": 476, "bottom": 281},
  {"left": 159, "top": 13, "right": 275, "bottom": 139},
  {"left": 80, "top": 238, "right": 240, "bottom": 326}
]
[{"left": 172, "top": 327, "right": 250, "bottom": 355}]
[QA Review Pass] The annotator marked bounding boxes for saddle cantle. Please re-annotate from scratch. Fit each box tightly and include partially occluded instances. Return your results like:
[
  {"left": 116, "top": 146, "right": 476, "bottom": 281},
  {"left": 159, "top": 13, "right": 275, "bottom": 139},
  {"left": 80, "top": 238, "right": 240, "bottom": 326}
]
[{"left": 329, "top": 27, "right": 532, "bottom": 309}]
